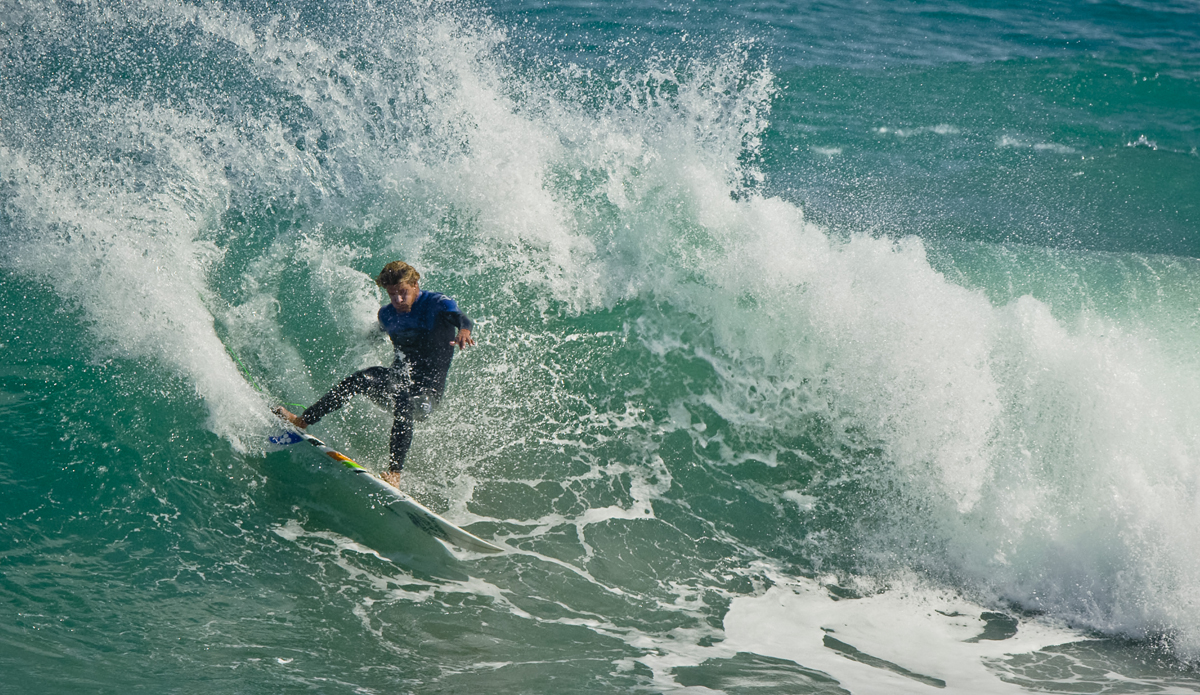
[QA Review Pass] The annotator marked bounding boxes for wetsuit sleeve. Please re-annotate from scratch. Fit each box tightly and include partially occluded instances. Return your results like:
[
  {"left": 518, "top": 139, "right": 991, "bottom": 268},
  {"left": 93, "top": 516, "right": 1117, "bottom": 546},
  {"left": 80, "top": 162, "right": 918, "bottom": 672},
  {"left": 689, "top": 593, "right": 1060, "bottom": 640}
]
[{"left": 438, "top": 296, "right": 473, "bottom": 331}]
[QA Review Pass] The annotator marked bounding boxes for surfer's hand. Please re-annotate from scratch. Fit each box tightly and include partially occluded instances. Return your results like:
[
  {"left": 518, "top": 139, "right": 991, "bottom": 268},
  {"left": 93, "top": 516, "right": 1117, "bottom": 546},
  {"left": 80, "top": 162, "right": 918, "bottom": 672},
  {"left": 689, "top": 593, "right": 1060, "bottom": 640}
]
[{"left": 452, "top": 328, "right": 475, "bottom": 350}]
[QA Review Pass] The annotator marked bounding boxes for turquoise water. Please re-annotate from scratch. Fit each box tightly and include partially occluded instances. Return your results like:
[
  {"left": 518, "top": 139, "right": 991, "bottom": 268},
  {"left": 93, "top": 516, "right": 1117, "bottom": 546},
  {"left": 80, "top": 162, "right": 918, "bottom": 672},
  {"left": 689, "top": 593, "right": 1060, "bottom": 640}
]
[{"left": 3, "top": 1, "right": 1200, "bottom": 692}]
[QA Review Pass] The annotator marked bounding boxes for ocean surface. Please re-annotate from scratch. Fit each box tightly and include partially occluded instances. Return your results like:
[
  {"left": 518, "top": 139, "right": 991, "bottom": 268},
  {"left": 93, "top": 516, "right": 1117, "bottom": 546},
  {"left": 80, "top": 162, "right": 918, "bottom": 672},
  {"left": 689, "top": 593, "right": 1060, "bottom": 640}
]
[{"left": 3, "top": 0, "right": 1200, "bottom": 692}]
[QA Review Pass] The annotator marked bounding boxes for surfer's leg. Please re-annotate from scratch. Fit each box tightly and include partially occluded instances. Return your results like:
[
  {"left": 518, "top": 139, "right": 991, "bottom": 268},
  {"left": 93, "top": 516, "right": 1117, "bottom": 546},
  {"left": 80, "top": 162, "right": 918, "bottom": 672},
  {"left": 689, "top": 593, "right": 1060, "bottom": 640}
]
[
  {"left": 387, "top": 389, "right": 415, "bottom": 473},
  {"left": 272, "top": 406, "right": 308, "bottom": 429},
  {"left": 301, "top": 366, "right": 392, "bottom": 425},
  {"left": 409, "top": 367, "right": 449, "bottom": 422}
]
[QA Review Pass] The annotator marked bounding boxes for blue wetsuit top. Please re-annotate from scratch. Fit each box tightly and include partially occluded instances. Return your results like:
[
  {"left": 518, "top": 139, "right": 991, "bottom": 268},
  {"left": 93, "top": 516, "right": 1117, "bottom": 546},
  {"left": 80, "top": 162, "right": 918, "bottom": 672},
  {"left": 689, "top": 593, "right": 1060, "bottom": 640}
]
[{"left": 377, "top": 291, "right": 473, "bottom": 390}]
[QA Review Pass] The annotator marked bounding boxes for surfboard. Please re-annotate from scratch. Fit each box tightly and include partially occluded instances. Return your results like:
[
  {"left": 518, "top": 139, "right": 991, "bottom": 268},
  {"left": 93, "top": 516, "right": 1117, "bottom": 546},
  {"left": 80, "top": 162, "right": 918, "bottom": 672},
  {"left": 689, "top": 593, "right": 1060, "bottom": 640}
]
[{"left": 269, "top": 429, "right": 504, "bottom": 554}]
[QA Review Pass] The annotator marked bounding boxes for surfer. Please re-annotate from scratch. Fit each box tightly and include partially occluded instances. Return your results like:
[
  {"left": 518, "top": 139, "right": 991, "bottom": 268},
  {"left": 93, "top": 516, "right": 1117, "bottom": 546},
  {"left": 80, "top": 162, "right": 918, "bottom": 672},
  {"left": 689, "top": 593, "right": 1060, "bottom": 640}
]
[{"left": 274, "top": 261, "right": 474, "bottom": 487}]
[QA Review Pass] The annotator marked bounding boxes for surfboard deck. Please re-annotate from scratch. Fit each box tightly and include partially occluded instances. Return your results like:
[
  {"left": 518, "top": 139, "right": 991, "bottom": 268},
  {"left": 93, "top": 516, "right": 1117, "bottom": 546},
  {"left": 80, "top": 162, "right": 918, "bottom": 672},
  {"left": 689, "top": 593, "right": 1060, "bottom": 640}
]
[{"left": 270, "top": 429, "right": 504, "bottom": 554}]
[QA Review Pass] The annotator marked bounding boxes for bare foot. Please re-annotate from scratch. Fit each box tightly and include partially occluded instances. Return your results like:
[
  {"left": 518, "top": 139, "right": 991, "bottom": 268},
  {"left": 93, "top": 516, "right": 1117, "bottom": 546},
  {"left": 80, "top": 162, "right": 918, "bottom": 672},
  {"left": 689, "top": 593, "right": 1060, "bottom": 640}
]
[
  {"left": 379, "top": 470, "right": 402, "bottom": 488},
  {"left": 272, "top": 406, "right": 308, "bottom": 429}
]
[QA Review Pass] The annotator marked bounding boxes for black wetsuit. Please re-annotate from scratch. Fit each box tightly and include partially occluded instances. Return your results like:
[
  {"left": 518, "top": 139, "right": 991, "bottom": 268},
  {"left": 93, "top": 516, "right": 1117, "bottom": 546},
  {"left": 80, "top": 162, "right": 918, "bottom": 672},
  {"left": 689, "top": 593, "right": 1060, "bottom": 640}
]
[{"left": 300, "top": 291, "right": 473, "bottom": 471}]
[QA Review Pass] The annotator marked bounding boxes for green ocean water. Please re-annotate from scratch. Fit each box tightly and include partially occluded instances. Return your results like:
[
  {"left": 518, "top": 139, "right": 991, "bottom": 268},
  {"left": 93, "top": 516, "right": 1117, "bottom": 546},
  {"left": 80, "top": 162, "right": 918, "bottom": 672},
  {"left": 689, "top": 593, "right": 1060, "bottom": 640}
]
[{"left": 3, "top": 1, "right": 1200, "bottom": 692}]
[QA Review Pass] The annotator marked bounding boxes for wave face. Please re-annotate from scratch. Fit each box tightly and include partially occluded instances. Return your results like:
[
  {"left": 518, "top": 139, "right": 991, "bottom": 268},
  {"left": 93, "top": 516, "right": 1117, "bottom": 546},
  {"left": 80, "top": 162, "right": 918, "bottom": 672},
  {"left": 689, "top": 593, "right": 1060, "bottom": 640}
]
[{"left": 4, "top": 0, "right": 1200, "bottom": 691}]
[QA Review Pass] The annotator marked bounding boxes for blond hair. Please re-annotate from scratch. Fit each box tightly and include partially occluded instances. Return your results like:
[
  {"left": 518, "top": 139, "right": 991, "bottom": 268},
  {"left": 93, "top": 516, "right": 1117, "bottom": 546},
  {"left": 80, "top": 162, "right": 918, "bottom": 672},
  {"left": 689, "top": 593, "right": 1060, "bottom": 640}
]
[{"left": 375, "top": 261, "right": 421, "bottom": 287}]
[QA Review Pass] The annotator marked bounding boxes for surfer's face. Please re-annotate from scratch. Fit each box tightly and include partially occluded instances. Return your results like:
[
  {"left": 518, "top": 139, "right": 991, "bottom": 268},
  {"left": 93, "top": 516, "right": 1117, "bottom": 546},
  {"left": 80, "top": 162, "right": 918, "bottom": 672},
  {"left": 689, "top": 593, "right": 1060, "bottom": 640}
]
[{"left": 386, "top": 283, "right": 420, "bottom": 313}]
